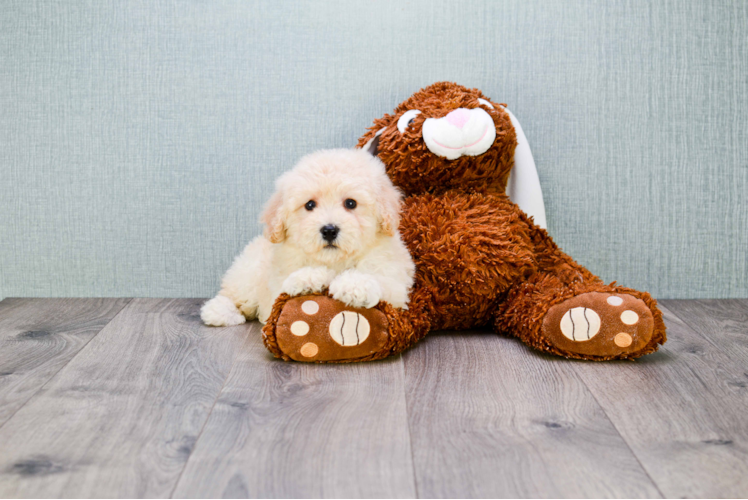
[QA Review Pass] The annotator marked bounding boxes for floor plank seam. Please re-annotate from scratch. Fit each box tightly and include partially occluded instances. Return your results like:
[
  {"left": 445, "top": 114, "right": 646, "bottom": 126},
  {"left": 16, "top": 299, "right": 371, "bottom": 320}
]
[
  {"left": 168, "top": 324, "right": 254, "bottom": 499},
  {"left": 574, "top": 362, "right": 666, "bottom": 498},
  {"left": 0, "top": 298, "right": 134, "bottom": 432},
  {"left": 399, "top": 353, "right": 421, "bottom": 499}
]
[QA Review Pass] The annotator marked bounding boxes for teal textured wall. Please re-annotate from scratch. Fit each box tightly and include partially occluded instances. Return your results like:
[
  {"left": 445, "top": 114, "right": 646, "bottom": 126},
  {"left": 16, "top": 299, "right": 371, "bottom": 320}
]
[{"left": 1, "top": 0, "right": 746, "bottom": 300}]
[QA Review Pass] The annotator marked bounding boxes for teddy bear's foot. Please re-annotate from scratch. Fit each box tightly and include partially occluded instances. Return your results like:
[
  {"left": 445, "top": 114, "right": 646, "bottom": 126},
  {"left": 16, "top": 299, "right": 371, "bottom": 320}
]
[
  {"left": 267, "top": 295, "right": 390, "bottom": 362},
  {"left": 541, "top": 292, "right": 655, "bottom": 359}
]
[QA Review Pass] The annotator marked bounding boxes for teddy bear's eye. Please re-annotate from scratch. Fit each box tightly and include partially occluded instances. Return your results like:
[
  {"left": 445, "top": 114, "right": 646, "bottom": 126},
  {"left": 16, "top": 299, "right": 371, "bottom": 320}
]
[
  {"left": 305, "top": 200, "right": 316, "bottom": 211},
  {"left": 397, "top": 110, "right": 421, "bottom": 133},
  {"left": 477, "top": 98, "right": 495, "bottom": 110},
  {"left": 344, "top": 199, "right": 357, "bottom": 209}
]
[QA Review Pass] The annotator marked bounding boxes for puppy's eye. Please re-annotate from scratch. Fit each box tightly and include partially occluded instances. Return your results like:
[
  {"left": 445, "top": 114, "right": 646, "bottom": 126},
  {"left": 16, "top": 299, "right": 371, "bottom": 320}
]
[
  {"left": 397, "top": 110, "right": 421, "bottom": 133},
  {"left": 304, "top": 200, "right": 316, "bottom": 211},
  {"left": 344, "top": 199, "right": 357, "bottom": 209}
]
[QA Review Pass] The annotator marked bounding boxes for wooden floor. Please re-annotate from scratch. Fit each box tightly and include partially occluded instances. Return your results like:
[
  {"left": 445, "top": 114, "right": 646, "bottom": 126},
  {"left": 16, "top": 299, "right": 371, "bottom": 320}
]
[{"left": 0, "top": 299, "right": 746, "bottom": 498}]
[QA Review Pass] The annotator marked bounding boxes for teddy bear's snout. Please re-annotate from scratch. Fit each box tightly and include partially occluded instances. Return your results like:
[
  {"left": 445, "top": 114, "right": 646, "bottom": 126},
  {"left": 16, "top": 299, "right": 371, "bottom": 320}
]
[{"left": 422, "top": 107, "right": 496, "bottom": 161}]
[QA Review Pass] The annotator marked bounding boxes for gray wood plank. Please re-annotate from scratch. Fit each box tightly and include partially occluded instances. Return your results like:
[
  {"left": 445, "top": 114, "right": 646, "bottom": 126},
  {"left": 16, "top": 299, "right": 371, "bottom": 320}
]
[
  {"left": 571, "top": 304, "right": 748, "bottom": 498},
  {"left": 172, "top": 323, "right": 416, "bottom": 499},
  {"left": 0, "top": 298, "right": 249, "bottom": 498},
  {"left": 0, "top": 298, "right": 131, "bottom": 427},
  {"left": 403, "top": 331, "right": 661, "bottom": 498},
  {"left": 662, "top": 299, "right": 748, "bottom": 364}
]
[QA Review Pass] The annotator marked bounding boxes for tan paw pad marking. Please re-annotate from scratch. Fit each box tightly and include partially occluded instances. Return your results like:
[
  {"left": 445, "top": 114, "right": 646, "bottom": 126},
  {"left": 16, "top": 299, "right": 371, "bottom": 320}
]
[
  {"left": 300, "top": 342, "right": 318, "bottom": 357},
  {"left": 615, "top": 332, "right": 633, "bottom": 347},
  {"left": 607, "top": 296, "right": 624, "bottom": 306},
  {"left": 290, "top": 321, "right": 309, "bottom": 336},
  {"left": 560, "top": 307, "right": 601, "bottom": 341},
  {"left": 301, "top": 300, "right": 319, "bottom": 315},
  {"left": 620, "top": 310, "right": 639, "bottom": 325},
  {"left": 329, "top": 311, "right": 370, "bottom": 346}
]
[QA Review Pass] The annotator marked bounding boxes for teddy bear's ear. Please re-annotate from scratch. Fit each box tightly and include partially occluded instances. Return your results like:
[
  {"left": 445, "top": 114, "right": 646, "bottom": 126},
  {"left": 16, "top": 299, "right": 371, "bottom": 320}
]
[
  {"left": 260, "top": 188, "right": 286, "bottom": 244},
  {"left": 503, "top": 108, "right": 548, "bottom": 230},
  {"left": 361, "top": 128, "right": 386, "bottom": 156}
]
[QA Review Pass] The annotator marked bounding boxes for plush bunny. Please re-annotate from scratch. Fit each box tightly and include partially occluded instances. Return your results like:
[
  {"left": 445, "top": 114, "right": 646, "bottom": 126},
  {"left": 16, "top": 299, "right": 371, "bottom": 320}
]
[{"left": 262, "top": 82, "right": 666, "bottom": 362}]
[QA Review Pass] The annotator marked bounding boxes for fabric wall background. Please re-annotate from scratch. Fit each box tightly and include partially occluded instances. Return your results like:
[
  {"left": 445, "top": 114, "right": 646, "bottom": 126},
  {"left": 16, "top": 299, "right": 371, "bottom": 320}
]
[{"left": 1, "top": 0, "right": 746, "bottom": 300}]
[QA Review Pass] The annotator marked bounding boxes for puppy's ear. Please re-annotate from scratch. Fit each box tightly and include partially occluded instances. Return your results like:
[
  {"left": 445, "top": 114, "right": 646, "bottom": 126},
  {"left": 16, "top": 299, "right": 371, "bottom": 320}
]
[
  {"left": 260, "top": 188, "right": 286, "bottom": 244},
  {"left": 377, "top": 180, "right": 402, "bottom": 237}
]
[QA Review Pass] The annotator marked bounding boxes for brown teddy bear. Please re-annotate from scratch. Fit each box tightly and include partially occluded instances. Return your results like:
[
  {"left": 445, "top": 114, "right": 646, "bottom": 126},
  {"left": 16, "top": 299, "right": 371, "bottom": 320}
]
[{"left": 262, "top": 82, "right": 666, "bottom": 362}]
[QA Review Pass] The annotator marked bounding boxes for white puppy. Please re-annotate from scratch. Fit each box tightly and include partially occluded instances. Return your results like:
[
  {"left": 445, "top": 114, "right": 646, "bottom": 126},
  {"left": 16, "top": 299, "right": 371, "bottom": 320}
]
[{"left": 201, "top": 149, "right": 415, "bottom": 327}]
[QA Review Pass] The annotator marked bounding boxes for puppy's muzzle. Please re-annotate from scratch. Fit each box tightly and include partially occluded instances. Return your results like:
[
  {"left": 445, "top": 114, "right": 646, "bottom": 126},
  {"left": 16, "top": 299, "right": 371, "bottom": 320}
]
[{"left": 320, "top": 224, "right": 340, "bottom": 244}]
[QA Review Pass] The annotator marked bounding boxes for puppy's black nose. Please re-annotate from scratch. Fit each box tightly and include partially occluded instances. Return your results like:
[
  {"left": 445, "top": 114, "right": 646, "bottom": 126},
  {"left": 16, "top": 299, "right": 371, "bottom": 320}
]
[{"left": 321, "top": 224, "right": 340, "bottom": 243}]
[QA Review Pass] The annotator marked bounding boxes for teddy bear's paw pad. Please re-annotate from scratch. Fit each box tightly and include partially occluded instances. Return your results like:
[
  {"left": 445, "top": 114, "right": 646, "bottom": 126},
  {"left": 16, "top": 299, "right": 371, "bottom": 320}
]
[
  {"left": 541, "top": 292, "right": 654, "bottom": 358},
  {"left": 275, "top": 296, "right": 389, "bottom": 362}
]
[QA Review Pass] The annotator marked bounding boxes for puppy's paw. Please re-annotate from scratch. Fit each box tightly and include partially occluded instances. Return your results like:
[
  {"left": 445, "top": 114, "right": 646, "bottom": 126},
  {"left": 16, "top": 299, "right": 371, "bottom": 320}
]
[
  {"left": 282, "top": 266, "right": 336, "bottom": 296},
  {"left": 201, "top": 295, "right": 246, "bottom": 326},
  {"left": 329, "top": 270, "right": 382, "bottom": 309}
]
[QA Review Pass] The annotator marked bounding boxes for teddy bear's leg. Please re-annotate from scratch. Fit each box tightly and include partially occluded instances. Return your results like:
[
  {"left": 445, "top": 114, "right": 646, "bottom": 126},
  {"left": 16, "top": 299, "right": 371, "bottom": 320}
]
[
  {"left": 262, "top": 288, "right": 432, "bottom": 363},
  {"left": 494, "top": 250, "right": 666, "bottom": 360}
]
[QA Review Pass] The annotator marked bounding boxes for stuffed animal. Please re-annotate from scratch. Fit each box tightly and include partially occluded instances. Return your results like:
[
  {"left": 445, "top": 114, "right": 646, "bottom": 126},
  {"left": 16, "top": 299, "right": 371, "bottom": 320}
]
[{"left": 262, "top": 82, "right": 666, "bottom": 362}]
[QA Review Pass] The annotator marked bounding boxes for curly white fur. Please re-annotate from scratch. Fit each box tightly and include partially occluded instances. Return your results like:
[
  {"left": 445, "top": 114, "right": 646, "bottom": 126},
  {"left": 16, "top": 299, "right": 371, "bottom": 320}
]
[
  {"left": 281, "top": 266, "right": 337, "bottom": 296},
  {"left": 329, "top": 269, "right": 383, "bottom": 309},
  {"left": 201, "top": 149, "right": 415, "bottom": 326},
  {"left": 201, "top": 295, "right": 246, "bottom": 327}
]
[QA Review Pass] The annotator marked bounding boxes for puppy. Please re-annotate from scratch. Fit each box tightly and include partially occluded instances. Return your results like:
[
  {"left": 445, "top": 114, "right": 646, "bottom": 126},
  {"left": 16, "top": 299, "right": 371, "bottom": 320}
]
[{"left": 201, "top": 149, "right": 415, "bottom": 327}]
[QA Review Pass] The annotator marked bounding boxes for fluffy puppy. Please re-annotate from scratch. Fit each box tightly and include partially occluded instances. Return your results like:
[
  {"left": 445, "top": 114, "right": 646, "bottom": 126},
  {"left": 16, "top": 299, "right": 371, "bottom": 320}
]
[{"left": 201, "top": 149, "right": 415, "bottom": 327}]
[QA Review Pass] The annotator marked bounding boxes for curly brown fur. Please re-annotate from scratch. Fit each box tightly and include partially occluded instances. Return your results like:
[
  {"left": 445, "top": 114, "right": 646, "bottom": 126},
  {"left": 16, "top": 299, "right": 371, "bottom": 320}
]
[{"left": 400, "top": 190, "right": 537, "bottom": 330}]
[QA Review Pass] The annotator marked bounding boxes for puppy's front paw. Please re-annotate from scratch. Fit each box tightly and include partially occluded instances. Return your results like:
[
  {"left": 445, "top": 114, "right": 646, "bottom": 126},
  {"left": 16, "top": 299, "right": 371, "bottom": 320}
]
[
  {"left": 282, "top": 266, "right": 336, "bottom": 296},
  {"left": 329, "top": 270, "right": 382, "bottom": 309}
]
